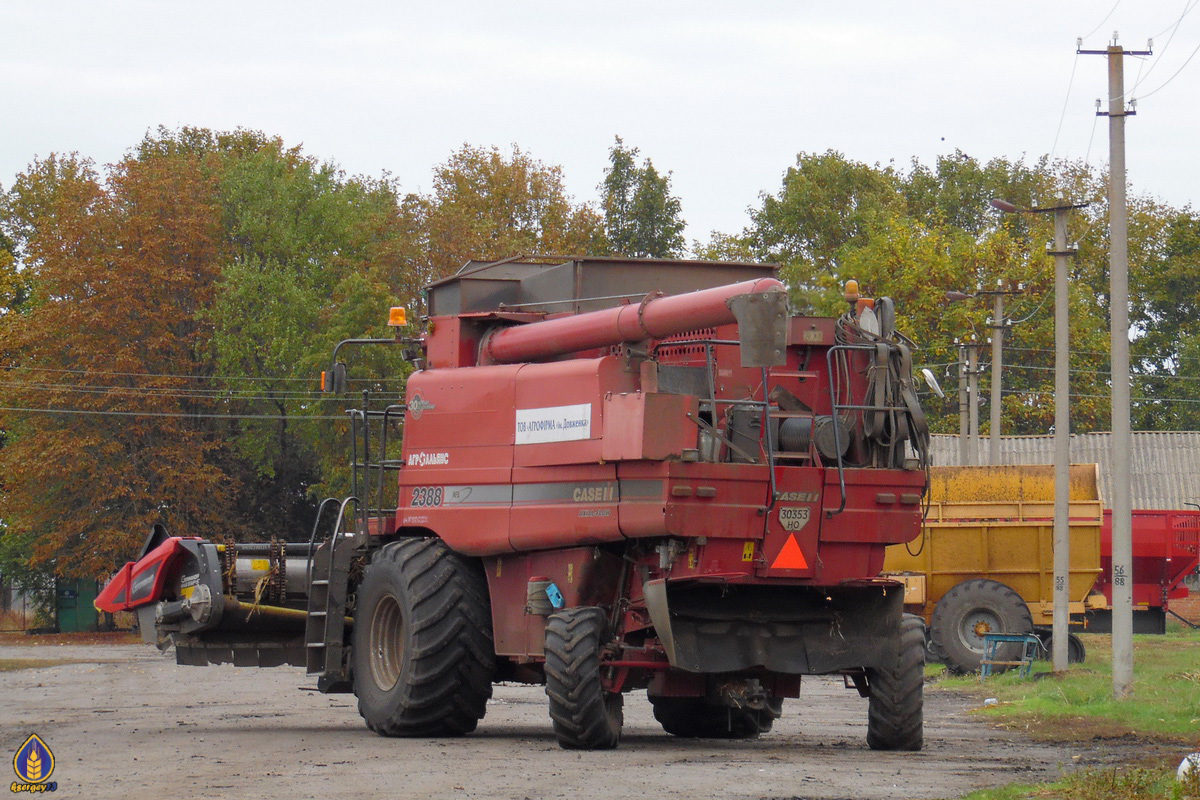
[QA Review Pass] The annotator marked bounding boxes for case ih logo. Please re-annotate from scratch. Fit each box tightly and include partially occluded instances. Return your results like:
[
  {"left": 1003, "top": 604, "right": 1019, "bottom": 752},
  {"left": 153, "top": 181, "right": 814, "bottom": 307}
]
[
  {"left": 409, "top": 451, "right": 450, "bottom": 467},
  {"left": 407, "top": 394, "right": 436, "bottom": 419}
]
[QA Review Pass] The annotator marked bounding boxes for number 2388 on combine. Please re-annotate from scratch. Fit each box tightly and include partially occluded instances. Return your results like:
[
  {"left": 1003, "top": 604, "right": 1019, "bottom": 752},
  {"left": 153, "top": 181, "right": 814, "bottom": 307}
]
[{"left": 97, "top": 257, "right": 932, "bottom": 751}]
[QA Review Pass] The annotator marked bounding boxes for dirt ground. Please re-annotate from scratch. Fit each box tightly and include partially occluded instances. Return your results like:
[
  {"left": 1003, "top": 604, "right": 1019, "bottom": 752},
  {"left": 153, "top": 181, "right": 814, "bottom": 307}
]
[{"left": 0, "top": 639, "right": 1149, "bottom": 800}]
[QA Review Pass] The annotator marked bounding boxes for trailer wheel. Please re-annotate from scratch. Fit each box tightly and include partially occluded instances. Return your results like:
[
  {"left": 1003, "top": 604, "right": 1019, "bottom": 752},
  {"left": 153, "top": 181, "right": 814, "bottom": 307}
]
[
  {"left": 352, "top": 538, "right": 494, "bottom": 736},
  {"left": 1034, "top": 630, "right": 1087, "bottom": 664},
  {"left": 930, "top": 579, "right": 1033, "bottom": 674},
  {"left": 544, "top": 606, "right": 622, "bottom": 750},
  {"left": 650, "top": 696, "right": 783, "bottom": 739},
  {"left": 866, "top": 612, "right": 925, "bottom": 751}
]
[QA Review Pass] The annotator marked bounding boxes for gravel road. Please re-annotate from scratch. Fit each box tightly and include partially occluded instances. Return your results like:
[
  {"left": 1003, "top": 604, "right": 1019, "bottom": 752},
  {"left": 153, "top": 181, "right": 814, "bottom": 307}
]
[{"left": 0, "top": 643, "right": 1132, "bottom": 800}]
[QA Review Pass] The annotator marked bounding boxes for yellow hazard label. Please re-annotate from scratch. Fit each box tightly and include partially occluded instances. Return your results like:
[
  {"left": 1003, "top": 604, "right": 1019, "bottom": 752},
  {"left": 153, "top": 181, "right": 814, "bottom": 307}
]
[
  {"left": 688, "top": 550, "right": 696, "bottom": 568},
  {"left": 742, "top": 542, "right": 755, "bottom": 562},
  {"left": 250, "top": 558, "right": 270, "bottom": 571},
  {"left": 567, "top": 563, "right": 574, "bottom": 584}
]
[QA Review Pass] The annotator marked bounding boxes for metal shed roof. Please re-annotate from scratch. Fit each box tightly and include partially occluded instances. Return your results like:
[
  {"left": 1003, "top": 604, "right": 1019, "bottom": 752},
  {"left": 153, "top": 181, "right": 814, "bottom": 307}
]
[{"left": 929, "top": 432, "right": 1200, "bottom": 510}]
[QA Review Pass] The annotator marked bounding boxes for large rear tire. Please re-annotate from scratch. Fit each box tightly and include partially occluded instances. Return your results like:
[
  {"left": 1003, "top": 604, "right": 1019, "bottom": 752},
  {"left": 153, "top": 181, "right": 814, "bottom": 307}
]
[
  {"left": 352, "top": 538, "right": 494, "bottom": 736},
  {"left": 866, "top": 613, "right": 925, "bottom": 751},
  {"left": 930, "top": 579, "right": 1033, "bottom": 674},
  {"left": 650, "top": 695, "right": 783, "bottom": 739},
  {"left": 544, "top": 606, "right": 623, "bottom": 750}
]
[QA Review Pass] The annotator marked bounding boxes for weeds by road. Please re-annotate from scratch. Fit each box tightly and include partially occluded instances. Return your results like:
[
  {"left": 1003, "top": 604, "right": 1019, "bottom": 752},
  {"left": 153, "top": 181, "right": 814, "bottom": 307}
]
[{"left": 931, "top": 625, "right": 1200, "bottom": 800}]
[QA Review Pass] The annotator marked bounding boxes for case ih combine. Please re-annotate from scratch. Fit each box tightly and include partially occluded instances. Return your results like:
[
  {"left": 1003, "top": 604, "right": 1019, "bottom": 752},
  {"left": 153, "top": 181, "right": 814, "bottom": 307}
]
[{"left": 97, "top": 257, "right": 931, "bottom": 750}]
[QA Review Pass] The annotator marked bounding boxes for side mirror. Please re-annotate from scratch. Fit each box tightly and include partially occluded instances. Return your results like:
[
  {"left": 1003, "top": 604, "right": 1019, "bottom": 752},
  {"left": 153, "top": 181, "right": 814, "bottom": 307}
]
[{"left": 322, "top": 362, "right": 348, "bottom": 394}]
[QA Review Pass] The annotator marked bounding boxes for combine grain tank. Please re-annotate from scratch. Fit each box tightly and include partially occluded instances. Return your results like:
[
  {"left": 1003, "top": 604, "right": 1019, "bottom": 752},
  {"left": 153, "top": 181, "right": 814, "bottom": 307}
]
[{"left": 98, "top": 257, "right": 932, "bottom": 750}]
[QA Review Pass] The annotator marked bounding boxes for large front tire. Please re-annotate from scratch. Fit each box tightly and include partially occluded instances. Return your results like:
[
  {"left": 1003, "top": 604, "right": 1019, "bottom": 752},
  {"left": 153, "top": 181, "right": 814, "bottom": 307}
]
[
  {"left": 352, "top": 538, "right": 495, "bottom": 736},
  {"left": 866, "top": 613, "right": 925, "bottom": 751},
  {"left": 930, "top": 579, "right": 1034, "bottom": 674},
  {"left": 544, "top": 606, "right": 623, "bottom": 750}
]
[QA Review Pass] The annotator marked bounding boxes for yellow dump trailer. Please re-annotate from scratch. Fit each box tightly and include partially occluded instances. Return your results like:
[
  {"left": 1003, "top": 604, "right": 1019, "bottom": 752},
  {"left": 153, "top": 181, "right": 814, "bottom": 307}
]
[{"left": 883, "top": 464, "right": 1104, "bottom": 673}]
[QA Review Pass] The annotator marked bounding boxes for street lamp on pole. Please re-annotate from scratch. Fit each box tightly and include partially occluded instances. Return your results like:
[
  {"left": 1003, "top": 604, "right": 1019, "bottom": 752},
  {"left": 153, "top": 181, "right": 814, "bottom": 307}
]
[{"left": 990, "top": 196, "right": 1088, "bottom": 673}]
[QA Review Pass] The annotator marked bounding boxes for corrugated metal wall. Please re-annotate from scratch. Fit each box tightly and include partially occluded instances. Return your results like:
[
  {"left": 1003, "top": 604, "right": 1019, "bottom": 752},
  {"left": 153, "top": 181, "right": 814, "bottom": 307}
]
[{"left": 929, "top": 432, "right": 1200, "bottom": 510}]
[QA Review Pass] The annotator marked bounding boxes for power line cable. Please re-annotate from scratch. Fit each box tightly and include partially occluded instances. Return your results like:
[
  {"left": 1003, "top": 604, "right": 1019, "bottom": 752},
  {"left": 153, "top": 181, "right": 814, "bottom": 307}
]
[
  {"left": 1050, "top": 53, "right": 1081, "bottom": 160},
  {"left": 1082, "top": 0, "right": 1123, "bottom": 40},
  {"left": 1137, "top": 37, "right": 1200, "bottom": 99},
  {"left": 0, "top": 364, "right": 346, "bottom": 382},
  {"left": 1132, "top": 0, "right": 1198, "bottom": 92},
  {"left": 0, "top": 406, "right": 352, "bottom": 420}
]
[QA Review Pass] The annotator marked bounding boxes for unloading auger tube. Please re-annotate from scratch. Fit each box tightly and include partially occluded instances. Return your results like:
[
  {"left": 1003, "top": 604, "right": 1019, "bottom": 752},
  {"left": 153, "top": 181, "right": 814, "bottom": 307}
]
[{"left": 480, "top": 277, "right": 786, "bottom": 364}]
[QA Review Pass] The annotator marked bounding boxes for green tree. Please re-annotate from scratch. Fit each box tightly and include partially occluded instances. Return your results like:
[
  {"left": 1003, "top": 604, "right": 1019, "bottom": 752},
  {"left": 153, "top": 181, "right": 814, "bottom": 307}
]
[
  {"left": 600, "top": 137, "right": 686, "bottom": 258},
  {"left": 1130, "top": 207, "right": 1200, "bottom": 429},
  {"left": 742, "top": 150, "right": 1151, "bottom": 437},
  {"left": 749, "top": 150, "right": 904, "bottom": 308}
]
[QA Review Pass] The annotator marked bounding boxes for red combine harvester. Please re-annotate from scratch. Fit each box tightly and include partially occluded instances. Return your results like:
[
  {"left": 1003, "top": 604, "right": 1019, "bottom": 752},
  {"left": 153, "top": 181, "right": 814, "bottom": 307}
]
[
  {"left": 1088, "top": 509, "right": 1200, "bottom": 633},
  {"left": 97, "top": 257, "right": 931, "bottom": 750}
]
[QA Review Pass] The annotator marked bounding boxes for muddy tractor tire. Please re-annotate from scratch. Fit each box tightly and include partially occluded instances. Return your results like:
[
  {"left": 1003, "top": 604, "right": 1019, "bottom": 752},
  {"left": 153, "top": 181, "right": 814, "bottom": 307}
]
[
  {"left": 352, "top": 538, "right": 495, "bottom": 736},
  {"left": 544, "top": 606, "right": 623, "bottom": 750},
  {"left": 930, "top": 579, "right": 1034, "bottom": 674},
  {"left": 866, "top": 612, "right": 925, "bottom": 751},
  {"left": 650, "top": 695, "right": 783, "bottom": 739}
]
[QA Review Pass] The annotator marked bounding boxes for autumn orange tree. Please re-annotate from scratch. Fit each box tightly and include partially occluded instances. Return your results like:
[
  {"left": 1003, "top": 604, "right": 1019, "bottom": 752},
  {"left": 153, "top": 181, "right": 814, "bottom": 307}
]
[
  {"left": 0, "top": 148, "right": 237, "bottom": 579},
  {"left": 0, "top": 129, "right": 423, "bottom": 580}
]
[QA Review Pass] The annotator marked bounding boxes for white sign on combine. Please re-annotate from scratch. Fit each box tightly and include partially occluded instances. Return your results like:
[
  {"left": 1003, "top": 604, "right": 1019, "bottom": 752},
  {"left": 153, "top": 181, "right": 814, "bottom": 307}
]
[{"left": 515, "top": 403, "right": 592, "bottom": 444}]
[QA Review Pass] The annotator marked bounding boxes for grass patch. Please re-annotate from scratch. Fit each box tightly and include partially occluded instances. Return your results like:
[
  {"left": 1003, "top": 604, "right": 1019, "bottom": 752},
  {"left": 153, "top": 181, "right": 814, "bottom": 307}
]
[
  {"left": 931, "top": 628, "right": 1200, "bottom": 743},
  {"left": 957, "top": 763, "right": 1200, "bottom": 800}
]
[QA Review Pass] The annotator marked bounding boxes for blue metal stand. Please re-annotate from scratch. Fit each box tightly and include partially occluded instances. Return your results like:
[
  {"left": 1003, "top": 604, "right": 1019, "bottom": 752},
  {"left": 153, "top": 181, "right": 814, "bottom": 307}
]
[{"left": 980, "top": 633, "right": 1041, "bottom": 678}]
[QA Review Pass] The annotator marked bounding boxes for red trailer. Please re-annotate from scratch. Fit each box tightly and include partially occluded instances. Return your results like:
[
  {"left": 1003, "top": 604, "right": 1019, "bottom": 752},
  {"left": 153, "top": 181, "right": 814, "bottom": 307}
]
[{"left": 1088, "top": 509, "right": 1200, "bottom": 633}]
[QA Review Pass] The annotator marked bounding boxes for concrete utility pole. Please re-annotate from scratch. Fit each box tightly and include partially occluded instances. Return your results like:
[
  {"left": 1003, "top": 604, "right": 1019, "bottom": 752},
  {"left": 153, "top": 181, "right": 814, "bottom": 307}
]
[
  {"left": 1049, "top": 205, "right": 1079, "bottom": 672},
  {"left": 1079, "top": 33, "right": 1150, "bottom": 700},
  {"left": 967, "top": 340, "right": 980, "bottom": 466},
  {"left": 955, "top": 338, "right": 983, "bottom": 466},
  {"left": 948, "top": 284, "right": 1024, "bottom": 465},
  {"left": 989, "top": 291, "right": 1008, "bottom": 465},
  {"left": 957, "top": 341, "right": 970, "bottom": 465},
  {"left": 990, "top": 197, "right": 1087, "bottom": 673}
]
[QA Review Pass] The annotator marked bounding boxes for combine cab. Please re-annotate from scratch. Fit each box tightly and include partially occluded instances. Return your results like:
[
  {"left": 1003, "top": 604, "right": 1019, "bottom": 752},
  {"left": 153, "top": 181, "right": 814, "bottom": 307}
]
[{"left": 98, "top": 257, "right": 931, "bottom": 750}]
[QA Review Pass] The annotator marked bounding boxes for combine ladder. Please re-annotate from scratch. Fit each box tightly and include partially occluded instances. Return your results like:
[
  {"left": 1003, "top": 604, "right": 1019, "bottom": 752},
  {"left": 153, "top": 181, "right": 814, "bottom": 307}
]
[
  {"left": 304, "top": 396, "right": 407, "bottom": 693},
  {"left": 304, "top": 496, "right": 360, "bottom": 693}
]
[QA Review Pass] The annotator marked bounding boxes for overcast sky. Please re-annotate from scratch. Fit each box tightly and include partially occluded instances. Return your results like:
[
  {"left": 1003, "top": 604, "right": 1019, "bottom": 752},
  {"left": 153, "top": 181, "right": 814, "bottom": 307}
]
[{"left": 2, "top": 1, "right": 1197, "bottom": 244}]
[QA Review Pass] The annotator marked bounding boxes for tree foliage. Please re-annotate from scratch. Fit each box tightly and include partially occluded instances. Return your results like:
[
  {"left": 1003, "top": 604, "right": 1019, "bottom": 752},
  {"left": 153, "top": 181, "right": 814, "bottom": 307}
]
[
  {"left": 413, "top": 144, "right": 603, "bottom": 283},
  {"left": 0, "top": 147, "right": 234, "bottom": 578},
  {"left": 724, "top": 149, "right": 1189, "bottom": 437},
  {"left": 0, "top": 129, "right": 421, "bottom": 579},
  {"left": 2, "top": 129, "right": 1197, "bottom": 586},
  {"left": 600, "top": 137, "right": 686, "bottom": 258}
]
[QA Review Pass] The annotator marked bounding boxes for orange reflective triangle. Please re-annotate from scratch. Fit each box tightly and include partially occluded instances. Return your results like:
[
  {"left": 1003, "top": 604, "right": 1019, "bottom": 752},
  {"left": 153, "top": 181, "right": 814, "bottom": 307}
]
[{"left": 771, "top": 534, "right": 809, "bottom": 570}]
